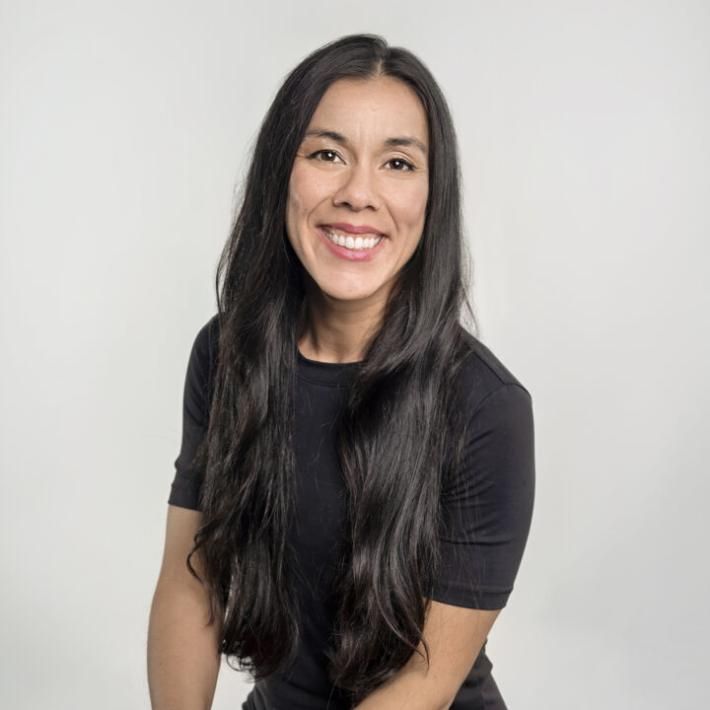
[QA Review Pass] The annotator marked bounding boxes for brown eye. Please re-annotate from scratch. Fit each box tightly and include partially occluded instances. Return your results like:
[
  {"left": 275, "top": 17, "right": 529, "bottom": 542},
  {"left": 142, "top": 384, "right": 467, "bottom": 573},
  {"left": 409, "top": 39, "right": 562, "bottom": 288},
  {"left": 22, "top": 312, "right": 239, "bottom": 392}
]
[
  {"left": 388, "top": 158, "right": 415, "bottom": 172},
  {"left": 308, "top": 150, "right": 342, "bottom": 163}
]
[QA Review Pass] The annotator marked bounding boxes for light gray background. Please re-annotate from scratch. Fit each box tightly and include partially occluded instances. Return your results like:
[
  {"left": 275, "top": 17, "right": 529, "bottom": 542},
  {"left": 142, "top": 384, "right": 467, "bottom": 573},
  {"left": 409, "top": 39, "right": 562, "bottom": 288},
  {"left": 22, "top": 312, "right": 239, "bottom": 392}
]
[{"left": 2, "top": 1, "right": 708, "bottom": 708}]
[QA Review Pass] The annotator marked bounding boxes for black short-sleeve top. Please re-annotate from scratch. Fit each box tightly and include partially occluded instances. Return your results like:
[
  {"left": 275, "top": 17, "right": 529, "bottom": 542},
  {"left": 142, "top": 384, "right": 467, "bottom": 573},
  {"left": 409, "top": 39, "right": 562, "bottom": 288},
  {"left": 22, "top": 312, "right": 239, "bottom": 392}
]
[{"left": 168, "top": 314, "right": 535, "bottom": 710}]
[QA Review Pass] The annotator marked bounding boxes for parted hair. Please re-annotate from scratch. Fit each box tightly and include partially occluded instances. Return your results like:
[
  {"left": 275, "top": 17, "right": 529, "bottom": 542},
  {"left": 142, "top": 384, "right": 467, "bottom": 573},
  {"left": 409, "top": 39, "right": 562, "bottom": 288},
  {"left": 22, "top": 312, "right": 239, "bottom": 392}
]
[{"left": 187, "top": 32, "right": 478, "bottom": 706}]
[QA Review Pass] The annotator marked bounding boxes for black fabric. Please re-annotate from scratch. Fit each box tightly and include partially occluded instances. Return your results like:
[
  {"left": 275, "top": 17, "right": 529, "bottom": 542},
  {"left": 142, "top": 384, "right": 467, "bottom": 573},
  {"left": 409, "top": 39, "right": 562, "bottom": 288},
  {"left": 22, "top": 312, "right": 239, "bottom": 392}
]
[{"left": 169, "top": 314, "right": 535, "bottom": 710}]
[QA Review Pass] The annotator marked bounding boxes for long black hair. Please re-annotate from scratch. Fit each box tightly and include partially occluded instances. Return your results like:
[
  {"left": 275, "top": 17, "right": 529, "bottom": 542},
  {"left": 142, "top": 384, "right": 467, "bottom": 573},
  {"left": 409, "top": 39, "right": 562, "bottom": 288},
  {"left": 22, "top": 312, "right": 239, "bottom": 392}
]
[{"left": 187, "top": 32, "right": 479, "bottom": 705}]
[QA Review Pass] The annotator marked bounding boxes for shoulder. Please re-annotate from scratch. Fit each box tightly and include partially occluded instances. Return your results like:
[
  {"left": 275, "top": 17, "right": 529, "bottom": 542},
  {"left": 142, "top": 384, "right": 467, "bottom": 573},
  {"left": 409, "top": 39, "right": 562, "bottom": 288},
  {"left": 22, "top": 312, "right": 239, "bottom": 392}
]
[
  {"left": 185, "top": 313, "right": 221, "bottom": 411},
  {"left": 454, "top": 326, "right": 533, "bottom": 417},
  {"left": 190, "top": 313, "right": 220, "bottom": 373},
  {"left": 194, "top": 312, "right": 220, "bottom": 354},
  {"left": 442, "top": 328, "right": 536, "bottom": 501}
]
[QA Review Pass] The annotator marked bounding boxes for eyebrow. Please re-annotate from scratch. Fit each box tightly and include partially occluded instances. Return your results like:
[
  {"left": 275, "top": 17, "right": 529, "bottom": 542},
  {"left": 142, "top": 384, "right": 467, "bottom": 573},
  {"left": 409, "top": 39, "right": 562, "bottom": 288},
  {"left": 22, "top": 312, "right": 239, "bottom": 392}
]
[{"left": 303, "top": 128, "right": 428, "bottom": 157}]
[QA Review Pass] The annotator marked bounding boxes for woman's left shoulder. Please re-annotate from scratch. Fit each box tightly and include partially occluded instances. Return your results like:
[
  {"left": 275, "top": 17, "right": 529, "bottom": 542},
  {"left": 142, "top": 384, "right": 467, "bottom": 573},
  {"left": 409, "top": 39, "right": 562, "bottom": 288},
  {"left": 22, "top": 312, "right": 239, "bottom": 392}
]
[{"left": 454, "top": 327, "right": 533, "bottom": 413}]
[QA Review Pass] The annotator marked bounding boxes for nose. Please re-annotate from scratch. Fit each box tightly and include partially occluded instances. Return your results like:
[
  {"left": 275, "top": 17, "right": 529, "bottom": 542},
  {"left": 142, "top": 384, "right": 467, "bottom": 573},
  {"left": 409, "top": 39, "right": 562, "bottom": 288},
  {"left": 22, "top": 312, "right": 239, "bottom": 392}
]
[{"left": 332, "top": 162, "right": 380, "bottom": 211}]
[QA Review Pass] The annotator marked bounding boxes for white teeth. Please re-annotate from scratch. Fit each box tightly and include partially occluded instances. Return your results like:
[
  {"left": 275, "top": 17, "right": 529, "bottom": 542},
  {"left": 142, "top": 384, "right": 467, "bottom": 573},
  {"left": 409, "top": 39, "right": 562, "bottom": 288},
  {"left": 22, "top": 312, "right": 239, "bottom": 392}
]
[{"left": 323, "top": 227, "right": 383, "bottom": 251}]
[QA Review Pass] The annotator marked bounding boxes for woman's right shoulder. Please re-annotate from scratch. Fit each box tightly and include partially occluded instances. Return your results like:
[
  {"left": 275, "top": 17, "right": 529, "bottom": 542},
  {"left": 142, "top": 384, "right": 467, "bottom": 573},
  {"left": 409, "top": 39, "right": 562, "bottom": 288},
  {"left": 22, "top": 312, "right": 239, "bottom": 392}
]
[
  {"left": 184, "top": 313, "right": 221, "bottom": 409},
  {"left": 190, "top": 313, "right": 220, "bottom": 366},
  {"left": 197, "top": 312, "right": 221, "bottom": 346}
]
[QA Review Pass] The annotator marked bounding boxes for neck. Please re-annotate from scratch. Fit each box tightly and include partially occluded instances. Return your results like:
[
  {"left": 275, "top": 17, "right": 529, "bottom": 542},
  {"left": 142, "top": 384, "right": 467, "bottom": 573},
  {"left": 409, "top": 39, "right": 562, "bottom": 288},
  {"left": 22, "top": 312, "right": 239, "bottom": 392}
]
[{"left": 296, "top": 285, "right": 385, "bottom": 364}]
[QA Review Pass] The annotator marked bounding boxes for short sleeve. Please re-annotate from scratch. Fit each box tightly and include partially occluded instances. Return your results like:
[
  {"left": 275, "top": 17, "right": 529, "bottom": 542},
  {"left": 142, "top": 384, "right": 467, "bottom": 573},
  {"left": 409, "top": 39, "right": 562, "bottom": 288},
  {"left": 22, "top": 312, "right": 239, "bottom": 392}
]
[
  {"left": 431, "top": 383, "right": 535, "bottom": 610},
  {"left": 167, "top": 317, "right": 217, "bottom": 511}
]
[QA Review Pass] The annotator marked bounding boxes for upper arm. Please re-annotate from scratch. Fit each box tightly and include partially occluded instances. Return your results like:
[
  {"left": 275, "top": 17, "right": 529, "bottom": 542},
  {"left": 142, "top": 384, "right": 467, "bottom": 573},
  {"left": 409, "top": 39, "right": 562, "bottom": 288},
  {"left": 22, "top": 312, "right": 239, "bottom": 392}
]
[
  {"left": 168, "top": 315, "right": 219, "bottom": 511},
  {"left": 431, "top": 382, "right": 535, "bottom": 610},
  {"left": 160, "top": 316, "right": 219, "bottom": 588}
]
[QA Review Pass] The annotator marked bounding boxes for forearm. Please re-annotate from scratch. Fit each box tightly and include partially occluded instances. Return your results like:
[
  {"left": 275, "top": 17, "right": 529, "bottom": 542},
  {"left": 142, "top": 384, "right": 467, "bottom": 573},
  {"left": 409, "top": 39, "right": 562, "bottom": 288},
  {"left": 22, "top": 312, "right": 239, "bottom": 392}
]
[
  {"left": 352, "top": 667, "right": 453, "bottom": 710},
  {"left": 354, "top": 689, "right": 451, "bottom": 710},
  {"left": 147, "top": 581, "right": 222, "bottom": 710}
]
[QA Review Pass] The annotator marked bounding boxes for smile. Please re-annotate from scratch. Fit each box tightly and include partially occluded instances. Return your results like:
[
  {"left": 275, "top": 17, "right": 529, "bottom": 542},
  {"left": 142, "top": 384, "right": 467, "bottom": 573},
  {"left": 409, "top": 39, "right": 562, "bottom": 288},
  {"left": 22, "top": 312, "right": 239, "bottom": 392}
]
[
  {"left": 317, "top": 226, "right": 386, "bottom": 262},
  {"left": 322, "top": 226, "right": 384, "bottom": 250}
]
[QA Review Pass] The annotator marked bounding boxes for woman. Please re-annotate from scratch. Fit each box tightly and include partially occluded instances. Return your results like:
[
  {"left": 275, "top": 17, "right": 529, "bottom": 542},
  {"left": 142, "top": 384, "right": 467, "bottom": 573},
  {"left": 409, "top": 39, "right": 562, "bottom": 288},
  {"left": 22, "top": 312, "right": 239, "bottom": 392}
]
[{"left": 148, "top": 33, "right": 535, "bottom": 710}]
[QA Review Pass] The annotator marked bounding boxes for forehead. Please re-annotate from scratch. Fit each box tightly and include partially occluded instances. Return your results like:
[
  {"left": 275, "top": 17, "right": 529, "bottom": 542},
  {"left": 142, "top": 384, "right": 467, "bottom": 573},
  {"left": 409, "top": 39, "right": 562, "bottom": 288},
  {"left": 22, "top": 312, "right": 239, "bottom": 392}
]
[{"left": 306, "top": 76, "right": 428, "bottom": 149}]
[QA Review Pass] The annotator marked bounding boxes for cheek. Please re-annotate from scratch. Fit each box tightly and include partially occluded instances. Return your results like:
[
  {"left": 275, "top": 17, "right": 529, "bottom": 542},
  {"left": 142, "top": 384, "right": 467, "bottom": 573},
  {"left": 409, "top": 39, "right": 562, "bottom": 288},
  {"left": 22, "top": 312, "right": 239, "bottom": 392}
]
[
  {"left": 287, "top": 168, "right": 305, "bottom": 216},
  {"left": 387, "top": 180, "right": 429, "bottom": 227},
  {"left": 288, "top": 162, "right": 329, "bottom": 215}
]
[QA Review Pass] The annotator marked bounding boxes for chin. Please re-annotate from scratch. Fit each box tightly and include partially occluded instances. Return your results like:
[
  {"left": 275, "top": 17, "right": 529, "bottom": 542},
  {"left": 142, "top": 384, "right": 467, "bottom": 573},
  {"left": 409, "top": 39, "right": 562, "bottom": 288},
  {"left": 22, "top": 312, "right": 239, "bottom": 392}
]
[{"left": 315, "top": 279, "right": 383, "bottom": 303}]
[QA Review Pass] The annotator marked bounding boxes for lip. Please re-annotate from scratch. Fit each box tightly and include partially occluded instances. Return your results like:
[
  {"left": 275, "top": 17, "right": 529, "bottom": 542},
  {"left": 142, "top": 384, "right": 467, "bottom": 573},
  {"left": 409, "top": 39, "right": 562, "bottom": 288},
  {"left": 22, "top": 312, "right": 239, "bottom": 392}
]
[
  {"left": 317, "top": 226, "right": 386, "bottom": 262},
  {"left": 320, "top": 222, "right": 386, "bottom": 237}
]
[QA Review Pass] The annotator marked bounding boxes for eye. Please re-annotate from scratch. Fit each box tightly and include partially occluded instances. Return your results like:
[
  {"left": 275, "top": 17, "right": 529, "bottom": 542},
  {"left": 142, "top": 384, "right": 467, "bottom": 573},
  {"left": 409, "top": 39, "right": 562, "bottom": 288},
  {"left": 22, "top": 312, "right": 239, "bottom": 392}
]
[
  {"left": 306, "top": 150, "right": 416, "bottom": 172},
  {"left": 387, "top": 157, "right": 415, "bottom": 172},
  {"left": 307, "top": 149, "right": 343, "bottom": 163}
]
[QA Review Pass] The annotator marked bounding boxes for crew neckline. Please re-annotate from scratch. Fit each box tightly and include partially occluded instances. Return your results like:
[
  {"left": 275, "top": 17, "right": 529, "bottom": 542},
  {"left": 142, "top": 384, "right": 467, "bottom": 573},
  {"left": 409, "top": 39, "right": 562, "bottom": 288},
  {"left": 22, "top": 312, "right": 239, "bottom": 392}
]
[{"left": 296, "top": 345, "right": 363, "bottom": 387}]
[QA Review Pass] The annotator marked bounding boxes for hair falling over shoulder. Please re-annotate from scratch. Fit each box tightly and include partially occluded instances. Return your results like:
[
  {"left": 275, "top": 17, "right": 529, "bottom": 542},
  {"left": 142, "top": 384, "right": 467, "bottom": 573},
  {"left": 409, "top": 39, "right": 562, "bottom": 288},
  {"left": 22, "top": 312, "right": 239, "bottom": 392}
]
[{"left": 185, "top": 32, "right": 479, "bottom": 707}]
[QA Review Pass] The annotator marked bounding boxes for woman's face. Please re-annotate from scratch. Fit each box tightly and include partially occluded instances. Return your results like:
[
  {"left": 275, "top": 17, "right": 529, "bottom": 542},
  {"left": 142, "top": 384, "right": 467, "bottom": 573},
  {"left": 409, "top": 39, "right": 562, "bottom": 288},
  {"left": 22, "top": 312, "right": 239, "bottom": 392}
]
[{"left": 285, "top": 75, "right": 429, "bottom": 308}]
